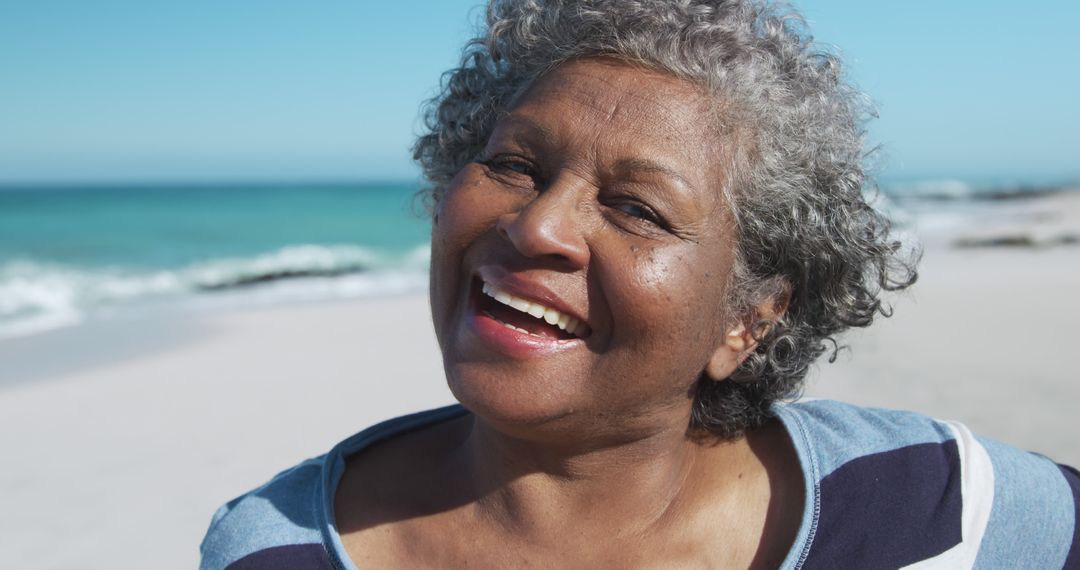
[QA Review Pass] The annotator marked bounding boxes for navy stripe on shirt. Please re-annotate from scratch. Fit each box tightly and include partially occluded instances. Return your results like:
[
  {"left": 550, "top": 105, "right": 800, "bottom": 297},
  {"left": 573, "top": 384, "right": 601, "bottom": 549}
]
[
  {"left": 802, "top": 440, "right": 963, "bottom": 569},
  {"left": 225, "top": 544, "right": 336, "bottom": 570},
  {"left": 1059, "top": 464, "right": 1080, "bottom": 569}
]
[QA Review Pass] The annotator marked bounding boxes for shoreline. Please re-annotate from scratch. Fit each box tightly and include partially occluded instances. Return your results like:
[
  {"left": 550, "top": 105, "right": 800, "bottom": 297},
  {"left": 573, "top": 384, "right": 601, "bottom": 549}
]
[{"left": 0, "top": 287, "right": 430, "bottom": 388}]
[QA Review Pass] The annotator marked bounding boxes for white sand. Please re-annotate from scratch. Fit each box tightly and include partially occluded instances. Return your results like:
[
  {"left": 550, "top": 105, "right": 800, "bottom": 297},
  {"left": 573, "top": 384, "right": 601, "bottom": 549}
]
[
  {"left": 0, "top": 295, "right": 451, "bottom": 570},
  {"left": 805, "top": 245, "right": 1080, "bottom": 465},
  {"left": 1, "top": 240, "right": 1078, "bottom": 569}
]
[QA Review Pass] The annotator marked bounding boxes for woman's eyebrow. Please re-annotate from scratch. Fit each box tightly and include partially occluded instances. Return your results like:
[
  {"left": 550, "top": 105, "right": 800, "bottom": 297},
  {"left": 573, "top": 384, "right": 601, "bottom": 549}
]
[
  {"left": 492, "top": 115, "right": 558, "bottom": 146},
  {"left": 613, "top": 157, "right": 695, "bottom": 191},
  {"left": 495, "top": 116, "right": 696, "bottom": 192}
]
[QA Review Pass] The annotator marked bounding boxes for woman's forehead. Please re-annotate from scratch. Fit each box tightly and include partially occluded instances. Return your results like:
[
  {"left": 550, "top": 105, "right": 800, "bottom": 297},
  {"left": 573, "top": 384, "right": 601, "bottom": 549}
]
[
  {"left": 512, "top": 59, "right": 716, "bottom": 135},
  {"left": 497, "top": 59, "right": 729, "bottom": 182}
]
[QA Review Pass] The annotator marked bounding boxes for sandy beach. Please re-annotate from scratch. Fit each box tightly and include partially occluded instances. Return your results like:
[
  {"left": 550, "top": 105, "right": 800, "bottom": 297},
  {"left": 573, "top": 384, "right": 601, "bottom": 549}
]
[
  {"left": 1, "top": 194, "right": 1078, "bottom": 569},
  {"left": 0, "top": 295, "right": 452, "bottom": 569}
]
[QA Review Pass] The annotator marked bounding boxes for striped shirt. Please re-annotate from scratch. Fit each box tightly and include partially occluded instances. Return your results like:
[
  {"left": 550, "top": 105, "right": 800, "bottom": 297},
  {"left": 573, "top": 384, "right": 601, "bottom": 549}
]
[{"left": 200, "top": 401, "right": 1080, "bottom": 569}]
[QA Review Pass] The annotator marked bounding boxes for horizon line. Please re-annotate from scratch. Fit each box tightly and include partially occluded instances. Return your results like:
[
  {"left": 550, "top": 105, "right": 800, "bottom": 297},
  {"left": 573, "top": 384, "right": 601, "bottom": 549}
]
[{"left": 0, "top": 178, "right": 426, "bottom": 190}]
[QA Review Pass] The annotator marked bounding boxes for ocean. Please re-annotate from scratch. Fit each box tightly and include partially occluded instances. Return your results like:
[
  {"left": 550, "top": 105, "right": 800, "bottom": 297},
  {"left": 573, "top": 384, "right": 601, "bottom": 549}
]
[
  {"left": 0, "top": 182, "right": 432, "bottom": 338},
  {"left": 1, "top": 178, "right": 1075, "bottom": 340}
]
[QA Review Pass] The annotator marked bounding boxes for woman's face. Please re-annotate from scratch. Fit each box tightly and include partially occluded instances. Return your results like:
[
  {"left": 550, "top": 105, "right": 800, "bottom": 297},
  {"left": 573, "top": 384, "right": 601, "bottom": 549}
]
[{"left": 430, "top": 58, "right": 743, "bottom": 437}]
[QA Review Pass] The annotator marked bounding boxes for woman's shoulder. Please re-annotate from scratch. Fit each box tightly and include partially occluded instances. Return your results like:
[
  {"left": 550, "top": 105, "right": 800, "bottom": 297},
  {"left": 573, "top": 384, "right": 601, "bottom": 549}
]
[
  {"left": 198, "top": 456, "right": 334, "bottom": 570},
  {"left": 198, "top": 405, "right": 468, "bottom": 570},
  {"left": 774, "top": 398, "right": 964, "bottom": 476},
  {"left": 774, "top": 399, "right": 1080, "bottom": 569}
]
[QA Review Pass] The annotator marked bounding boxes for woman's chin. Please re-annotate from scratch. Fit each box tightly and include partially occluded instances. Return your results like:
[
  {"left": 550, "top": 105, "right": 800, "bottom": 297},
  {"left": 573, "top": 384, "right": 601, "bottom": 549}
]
[{"left": 445, "top": 369, "right": 588, "bottom": 436}]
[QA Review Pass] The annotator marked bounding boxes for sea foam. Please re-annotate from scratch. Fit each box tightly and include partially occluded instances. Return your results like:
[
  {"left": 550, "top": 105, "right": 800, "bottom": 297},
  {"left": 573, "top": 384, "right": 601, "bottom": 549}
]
[{"left": 0, "top": 243, "right": 430, "bottom": 339}]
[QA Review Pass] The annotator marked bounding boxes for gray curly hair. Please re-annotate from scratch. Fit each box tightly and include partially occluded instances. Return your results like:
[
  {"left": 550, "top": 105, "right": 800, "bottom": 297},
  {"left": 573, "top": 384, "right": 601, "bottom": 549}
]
[{"left": 414, "top": 0, "right": 918, "bottom": 439}]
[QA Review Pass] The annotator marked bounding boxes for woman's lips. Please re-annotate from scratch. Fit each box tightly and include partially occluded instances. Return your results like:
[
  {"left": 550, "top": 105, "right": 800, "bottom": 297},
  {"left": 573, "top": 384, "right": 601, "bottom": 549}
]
[
  {"left": 480, "top": 281, "right": 585, "bottom": 337},
  {"left": 473, "top": 265, "right": 591, "bottom": 337},
  {"left": 465, "top": 277, "right": 587, "bottom": 358}
]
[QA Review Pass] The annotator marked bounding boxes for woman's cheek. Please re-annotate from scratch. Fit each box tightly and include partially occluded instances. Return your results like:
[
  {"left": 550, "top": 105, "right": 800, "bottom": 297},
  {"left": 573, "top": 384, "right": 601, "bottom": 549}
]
[
  {"left": 440, "top": 169, "right": 511, "bottom": 243},
  {"left": 629, "top": 246, "right": 728, "bottom": 337}
]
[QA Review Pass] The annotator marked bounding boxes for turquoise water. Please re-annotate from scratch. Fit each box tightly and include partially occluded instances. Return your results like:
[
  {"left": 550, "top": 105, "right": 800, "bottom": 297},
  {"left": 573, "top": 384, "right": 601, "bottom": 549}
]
[
  {"left": 0, "top": 182, "right": 432, "bottom": 337},
  {"left": 0, "top": 182, "right": 430, "bottom": 267}
]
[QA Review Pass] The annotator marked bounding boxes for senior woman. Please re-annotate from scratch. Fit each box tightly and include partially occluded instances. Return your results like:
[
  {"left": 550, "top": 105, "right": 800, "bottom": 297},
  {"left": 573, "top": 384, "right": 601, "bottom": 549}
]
[{"left": 200, "top": 1, "right": 1080, "bottom": 568}]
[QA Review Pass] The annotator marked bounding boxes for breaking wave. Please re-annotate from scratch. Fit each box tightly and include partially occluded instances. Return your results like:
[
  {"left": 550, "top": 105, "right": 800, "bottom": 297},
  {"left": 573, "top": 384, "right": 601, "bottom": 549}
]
[{"left": 0, "top": 243, "right": 430, "bottom": 339}]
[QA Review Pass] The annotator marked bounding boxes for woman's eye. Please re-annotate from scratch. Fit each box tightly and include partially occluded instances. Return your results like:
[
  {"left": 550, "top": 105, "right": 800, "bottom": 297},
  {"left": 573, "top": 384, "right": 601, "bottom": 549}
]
[
  {"left": 612, "top": 201, "right": 662, "bottom": 226},
  {"left": 616, "top": 203, "right": 649, "bottom": 219},
  {"left": 483, "top": 156, "right": 537, "bottom": 178},
  {"left": 501, "top": 161, "right": 533, "bottom": 175}
]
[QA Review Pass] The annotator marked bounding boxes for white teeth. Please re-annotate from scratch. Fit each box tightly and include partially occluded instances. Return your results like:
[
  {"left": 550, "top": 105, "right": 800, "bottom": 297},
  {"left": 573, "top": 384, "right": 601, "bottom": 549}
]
[
  {"left": 543, "top": 308, "right": 560, "bottom": 325},
  {"left": 502, "top": 321, "right": 530, "bottom": 334},
  {"left": 484, "top": 310, "right": 535, "bottom": 336},
  {"left": 480, "top": 281, "right": 585, "bottom": 337}
]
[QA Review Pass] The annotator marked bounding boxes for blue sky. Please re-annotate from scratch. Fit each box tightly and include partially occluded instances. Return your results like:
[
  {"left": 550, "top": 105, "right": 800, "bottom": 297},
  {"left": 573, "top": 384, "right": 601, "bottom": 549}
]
[{"left": 1, "top": 0, "right": 1077, "bottom": 185}]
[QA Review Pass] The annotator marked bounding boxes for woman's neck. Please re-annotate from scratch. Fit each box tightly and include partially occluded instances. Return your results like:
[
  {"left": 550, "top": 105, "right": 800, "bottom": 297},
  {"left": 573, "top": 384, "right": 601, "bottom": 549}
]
[
  {"left": 457, "top": 414, "right": 760, "bottom": 541},
  {"left": 334, "top": 410, "right": 803, "bottom": 568}
]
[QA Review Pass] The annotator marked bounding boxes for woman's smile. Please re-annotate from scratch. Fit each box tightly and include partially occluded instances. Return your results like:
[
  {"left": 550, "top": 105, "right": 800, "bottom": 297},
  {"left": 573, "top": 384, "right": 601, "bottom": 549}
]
[
  {"left": 478, "top": 280, "right": 587, "bottom": 340},
  {"left": 429, "top": 58, "right": 740, "bottom": 430},
  {"left": 465, "top": 270, "right": 590, "bottom": 359}
]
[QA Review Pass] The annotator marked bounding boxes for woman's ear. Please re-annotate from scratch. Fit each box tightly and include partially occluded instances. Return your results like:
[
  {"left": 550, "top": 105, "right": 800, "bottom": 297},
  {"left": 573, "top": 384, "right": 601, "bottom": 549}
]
[
  {"left": 704, "top": 284, "right": 791, "bottom": 382},
  {"left": 703, "top": 321, "right": 754, "bottom": 381}
]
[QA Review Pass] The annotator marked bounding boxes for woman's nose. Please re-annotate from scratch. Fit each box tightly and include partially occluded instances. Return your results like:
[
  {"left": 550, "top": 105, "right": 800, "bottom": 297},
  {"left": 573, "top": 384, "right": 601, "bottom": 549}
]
[{"left": 495, "top": 182, "right": 590, "bottom": 269}]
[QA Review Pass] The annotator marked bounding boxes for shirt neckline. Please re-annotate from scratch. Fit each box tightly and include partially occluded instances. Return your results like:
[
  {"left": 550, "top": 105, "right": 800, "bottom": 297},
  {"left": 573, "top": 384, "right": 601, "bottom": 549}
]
[
  {"left": 770, "top": 401, "right": 822, "bottom": 570},
  {"left": 319, "top": 402, "right": 818, "bottom": 570}
]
